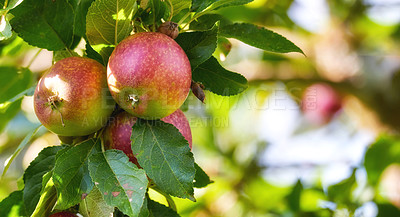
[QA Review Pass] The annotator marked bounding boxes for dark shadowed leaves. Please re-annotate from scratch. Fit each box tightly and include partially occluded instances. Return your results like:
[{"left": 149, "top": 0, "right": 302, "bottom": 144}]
[
  {"left": 10, "top": 0, "right": 74, "bottom": 50},
  {"left": 192, "top": 56, "right": 247, "bottom": 96},
  {"left": 139, "top": 0, "right": 169, "bottom": 28},
  {"left": 0, "top": 191, "right": 26, "bottom": 217},
  {"left": 85, "top": 42, "right": 105, "bottom": 65},
  {"left": 148, "top": 198, "right": 180, "bottom": 217},
  {"left": 175, "top": 24, "right": 218, "bottom": 69},
  {"left": 377, "top": 203, "right": 400, "bottom": 217},
  {"left": 194, "top": 163, "right": 213, "bottom": 188},
  {"left": 23, "top": 146, "right": 65, "bottom": 216},
  {"left": 68, "top": 0, "right": 95, "bottom": 38}
]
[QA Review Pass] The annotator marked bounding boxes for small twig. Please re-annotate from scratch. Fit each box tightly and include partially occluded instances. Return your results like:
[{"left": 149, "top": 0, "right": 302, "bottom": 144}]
[
  {"left": 3, "top": 0, "right": 9, "bottom": 8},
  {"left": 177, "top": 11, "right": 192, "bottom": 26},
  {"left": 66, "top": 48, "right": 74, "bottom": 56},
  {"left": 151, "top": 186, "right": 177, "bottom": 212},
  {"left": 49, "top": 99, "right": 65, "bottom": 127}
]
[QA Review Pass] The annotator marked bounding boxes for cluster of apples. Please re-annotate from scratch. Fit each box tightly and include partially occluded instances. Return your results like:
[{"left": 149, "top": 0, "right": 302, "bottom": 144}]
[{"left": 34, "top": 28, "right": 193, "bottom": 165}]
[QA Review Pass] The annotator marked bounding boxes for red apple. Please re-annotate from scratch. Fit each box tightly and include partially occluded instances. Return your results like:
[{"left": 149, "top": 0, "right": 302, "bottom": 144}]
[
  {"left": 301, "top": 83, "right": 342, "bottom": 125},
  {"left": 107, "top": 32, "right": 191, "bottom": 119},
  {"left": 34, "top": 57, "right": 115, "bottom": 136},
  {"left": 104, "top": 109, "right": 192, "bottom": 166},
  {"left": 49, "top": 211, "right": 77, "bottom": 217}
]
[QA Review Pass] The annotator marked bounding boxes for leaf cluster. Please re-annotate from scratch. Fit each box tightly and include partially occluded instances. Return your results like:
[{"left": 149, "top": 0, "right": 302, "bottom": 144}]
[{"left": 0, "top": 0, "right": 304, "bottom": 216}]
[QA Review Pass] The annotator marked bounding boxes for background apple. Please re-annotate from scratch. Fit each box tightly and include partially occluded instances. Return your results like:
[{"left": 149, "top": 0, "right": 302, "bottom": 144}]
[
  {"left": 301, "top": 83, "right": 342, "bottom": 125},
  {"left": 107, "top": 32, "right": 191, "bottom": 120}
]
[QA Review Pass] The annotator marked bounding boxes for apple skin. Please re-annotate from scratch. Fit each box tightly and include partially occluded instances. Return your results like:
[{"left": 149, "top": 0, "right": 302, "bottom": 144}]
[
  {"left": 104, "top": 109, "right": 192, "bottom": 166},
  {"left": 301, "top": 83, "right": 342, "bottom": 125},
  {"left": 107, "top": 32, "right": 191, "bottom": 120},
  {"left": 49, "top": 211, "right": 77, "bottom": 217},
  {"left": 34, "top": 57, "right": 115, "bottom": 136}
]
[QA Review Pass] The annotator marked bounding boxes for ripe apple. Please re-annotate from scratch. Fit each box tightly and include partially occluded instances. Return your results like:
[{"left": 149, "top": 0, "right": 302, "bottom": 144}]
[
  {"left": 49, "top": 211, "right": 77, "bottom": 217},
  {"left": 301, "top": 83, "right": 342, "bottom": 125},
  {"left": 34, "top": 57, "right": 115, "bottom": 136},
  {"left": 107, "top": 32, "right": 191, "bottom": 120},
  {"left": 104, "top": 109, "right": 192, "bottom": 166}
]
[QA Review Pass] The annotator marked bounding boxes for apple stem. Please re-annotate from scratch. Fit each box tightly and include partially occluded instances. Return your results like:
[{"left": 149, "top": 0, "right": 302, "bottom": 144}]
[
  {"left": 128, "top": 94, "right": 139, "bottom": 109},
  {"left": 48, "top": 96, "right": 65, "bottom": 127}
]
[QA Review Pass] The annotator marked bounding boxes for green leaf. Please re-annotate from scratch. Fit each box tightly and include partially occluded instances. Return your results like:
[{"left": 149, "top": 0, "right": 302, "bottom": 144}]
[
  {"left": 377, "top": 203, "right": 400, "bottom": 217},
  {"left": 0, "top": 15, "right": 12, "bottom": 41},
  {"left": 1, "top": 125, "right": 41, "bottom": 179},
  {"left": 219, "top": 23, "right": 304, "bottom": 54},
  {"left": 85, "top": 42, "right": 104, "bottom": 65},
  {"left": 327, "top": 169, "right": 356, "bottom": 204},
  {"left": 23, "top": 146, "right": 65, "bottom": 216},
  {"left": 96, "top": 45, "right": 115, "bottom": 66},
  {"left": 79, "top": 187, "right": 114, "bottom": 217},
  {"left": 192, "top": 56, "right": 248, "bottom": 96},
  {"left": 175, "top": 23, "right": 218, "bottom": 69},
  {"left": 30, "top": 177, "right": 57, "bottom": 217},
  {"left": 364, "top": 136, "right": 400, "bottom": 186},
  {"left": 53, "top": 50, "right": 80, "bottom": 62},
  {"left": 148, "top": 198, "right": 180, "bottom": 217},
  {"left": 131, "top": 119, "right": 195, "bottom": 200},
  {"left": 0, "top": 36, "right": 30, "bottom": 57},
  {"left": 0, "top": 67, "right": 32, "bottom": 104},
  {"left": 68, "top": 0, "right": 95, "bottom": 37},
  {"left": 0, "top": 191, "right": 26, "bottom": 217},
  {"left": 286, "top": 180, "right": 303, "bottom": 212},
  {"left": 0, "top": 86, "right": 35, "bottom": 112},
  {"left": 189, "top": 13, "right": 232, "bottom": 31},
  {"left": 53, "top": 139, "right": 101, "bottom": 210},
  {"left": 40, "top": 171, "right": 53, "bottom": 195},
  {"left": 86, "top": 0, "right": 137, "bottom": 46},
  {"left": 0, "top": 99, "right": 21, "bottom": 133},
  {"left": 139, "top": 0, "right": 169, "bottom": 28},
  {"left": 191, "top": 0, "right": 253, "bottom": 12},
  {"left": 170, "top": 0, "right": 190, "bottom": 16},
  {"left": 216, "top": 37, "right": 232, "bottom": 58},
  {"left": 194, "top": 163, "right": 213, "bottom": 188},
  {"left": 10, "top": 0, "right": 75, "bottom": 51},
  {"left": 88, "top": 150, "right": 148, "bottom": 217},
  {"left": 138, "top": 196, "right": 149, "bottom": 217}
]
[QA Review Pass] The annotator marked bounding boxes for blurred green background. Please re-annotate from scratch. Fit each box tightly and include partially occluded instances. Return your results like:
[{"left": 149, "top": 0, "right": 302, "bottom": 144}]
[{"left": 2, "top": 0, "right": 400, "bottom": 216}]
